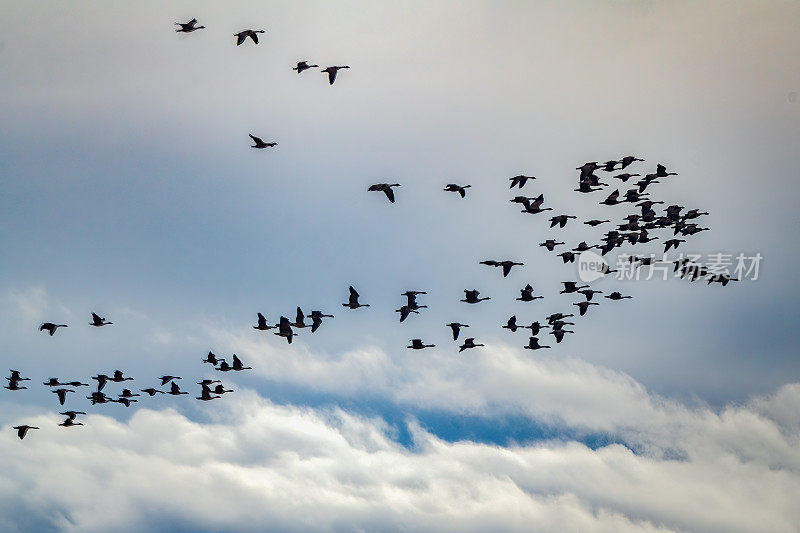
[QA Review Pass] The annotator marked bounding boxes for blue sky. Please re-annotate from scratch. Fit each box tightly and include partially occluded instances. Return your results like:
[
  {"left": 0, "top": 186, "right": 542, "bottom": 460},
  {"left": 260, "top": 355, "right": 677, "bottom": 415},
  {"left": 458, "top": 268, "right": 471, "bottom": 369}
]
[{"left": 1, "top": 1, "right": 800, "bottom": 531}]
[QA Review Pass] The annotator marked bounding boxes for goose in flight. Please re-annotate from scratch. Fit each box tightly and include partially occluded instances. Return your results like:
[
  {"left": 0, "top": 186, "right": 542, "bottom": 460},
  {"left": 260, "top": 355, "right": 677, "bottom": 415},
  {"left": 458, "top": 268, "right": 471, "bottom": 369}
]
[
  {"left": 175, "top": 18, "right": 205, "bottom": 33},
  {"left": 87, "top": 391, "right": 112, "bottom": 404},
  {"left": 577, "top": 162, "right": 601, "bottom": 180},
  {"left": 601, "top": 160, "right": 619, "bottom": 172},
  {"left": 213, "top": 384, "right": 234, "bottom": 395},
  {"left": 461, "top": 290, "right": 490, "bottom": 304},
  {"left": 234, "top": 29, "right": 265, "bottom": 45},
  {"left": 12, "top": 425, "right": 39, "bottom": 440},
  {"left": 408, "top": 339, "right": 435, "bottom": 350},
  {"left": 115, "top": 397, "right": 138, "bottom": 407},
  {"left": 167, "top": 382, "right": 189, "bottom": 396},
  {"left": 549, "top": 215, "right": 577, "bottom": 228},
  {"left": 509, "top": 175, "right": 535, "bottom": 189},
  {"left": 444, "top": 183, "right": 472, "bottom": 197},
  {"left": 708, "top": 274, "right": 737, "bottom": 286},
  {"left": 620, "top": 156, "right": 644, "bottom": 169},
  {"left": 551, "top": 329, "right": 574, "bottom": 343},
  {"left": 110, "top": 370, "right": 133, "bottom": 383},
  {"left": 90, "top": 313, "right": 112, "bottom": 327},
  {"left": 550, "top": 320, "right": 574, "bottom": 331},
  {"left": 39, "top": 323, "right": 67, "bottom": 336},
  {"left": 578, "top": 289, "right": 603, "bottom": 301},
  {"left": 560, "top": 281, "right": 588, "bottom": 294},
  {"left": 480, "top": 260, "right": 523, "bottom": 277},
  {"left": 522, "top": 321, "right": 549, "bottom": 336},
  {"left": 572, "top": 242, "right": 594, "bottom": 252},
  {"left": 91, "top": 374, "right": 109, "bottom": 391},
  {"left": 664, "top": 238, "right": 686, "bottom": 252},
  {"left": 546, "top": 313, "right": 573, "bottom": 323},
  {"left": 63, "top": 380, "right": 88, "bottom": 387},
  {"left": 517, "top": 284, "right": 543, "bottom": 302},
  {"left": 502, "top": 316, "right": 519, "bottom": 332},
  {"left": 539, "top": 239, "right": 565, "bottom": 252},
  {"left": 459, "top": 338, "right": 484, "bottom": 352},
  {"left": 196, "top": 384, "right": 221, "bottom": 401},
  {"left": 9, "top": 370, "right": 29, "bottom": 382},
  {"left": 43, "top": 378, "right": 63, "bottom": 387},
  {"left": 368, "top": 183, "right": 400, "bottom": 203},
  {"left": 402, "top": 291, "right": 428, "bottom": 310},
  {"left": 5, "top": 380, "right": 27, "bottom": 391},
  {"left": 254, "top": 313, "right": 275, "bottom": 331},
  {"left": 202, "top": 351, "right": 219, "bottom": 365},
  {"left": 275, "top": 316, "right": 296, "bottom": 344},
  {"left": 231, "top": 354, "right": 252, "bottom": 371},
  {"left": 249, "top": 134, "right": 277, "bottom": 148},
  {"left": 159, "top": 376, "right": 181, "bottom": 386},
  {"left": 605, "top": 292, "right": 632, "bottom": 300},
  {"left": 322, "top": 65, "right": 349, "bottom": 84},
  {"left": 612, "top": 173, "right": 640, "bottom": 183},
  {"left": 52, "top": 388, "right": 75, "bottom": 405},
  {"left": 120, "top": 389, "right": 140, "bottom": 398},
  {"left": 343, "top": 286, "right": 370, "bottom": 309},
  {"left": 655, "top": 164, "right": 677, "bottom": 177},
  {"left": 141, "top": 388, "right": 165, "bottom": 396},
  {"left": 573, "top": 301, "right": 599, "bottom": 316},
  {"left": 59, "top": 416, "right": 84, "bottom": 428},
  {"left": 292, "top": 307, "right": 309, "bottom": 329},
  {"left": 557, "top": 251, "right": 576, "bottom": 264},
  {"left": 574, "top": 181, "right": 604, "bottom": 193},
  {"left": 293, "top": 61, "right": 318, "bottom": 73},
  {"left": 520, "top": 199, "right": 553, "bottom": 214},
  {"left": 309, "top": 311, "right": 334, "bottom": 332},
  {"left": 446, "top": 322, "right": 468, "bottom": 340},
  {"left": 396, "top": 305, "right": 419, "bottom": 323},
  {"left": 599, "top": 189, "right": 622, "bottom": 206},
  {"left": 524, "top": 337, "right": 550, "bottom": 350}
]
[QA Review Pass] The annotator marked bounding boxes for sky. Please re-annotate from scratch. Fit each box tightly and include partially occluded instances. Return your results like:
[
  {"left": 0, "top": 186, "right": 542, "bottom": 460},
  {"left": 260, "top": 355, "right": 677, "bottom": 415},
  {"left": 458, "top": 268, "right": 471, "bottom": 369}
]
[{"left": 1, "top": 1, "right": 800, "bottom": 531}]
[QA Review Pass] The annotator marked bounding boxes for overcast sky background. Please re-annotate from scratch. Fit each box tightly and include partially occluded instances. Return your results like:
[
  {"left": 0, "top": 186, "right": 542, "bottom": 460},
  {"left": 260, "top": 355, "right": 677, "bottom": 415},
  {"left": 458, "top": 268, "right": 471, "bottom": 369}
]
[{"left": 1, "top": 1, "right": 800, "bottom": 532}]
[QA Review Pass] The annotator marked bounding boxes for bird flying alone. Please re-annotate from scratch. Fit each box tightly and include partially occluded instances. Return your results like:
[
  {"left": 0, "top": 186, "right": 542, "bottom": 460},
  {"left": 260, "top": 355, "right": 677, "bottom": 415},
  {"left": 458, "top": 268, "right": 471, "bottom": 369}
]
[
  {"left": 249, "top": 134, "right": 277, "bottom": 149},
  {"left": 444, "top": 184, "right": 471, "bottom": 198},
  {"left": 39, "top": 323, "right": 67, "bottom": 336}
]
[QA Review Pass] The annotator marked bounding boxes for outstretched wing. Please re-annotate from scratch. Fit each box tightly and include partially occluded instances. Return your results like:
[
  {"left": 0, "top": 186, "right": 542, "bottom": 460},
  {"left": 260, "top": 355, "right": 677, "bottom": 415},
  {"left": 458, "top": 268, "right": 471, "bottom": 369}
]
[
  {"left": 383, "top": 187, "right": 395, "bottom": 203},
  {"left": 328, "top": 69, "right": 337, "bottom": 85},
  {"left": 236, "top": 33, "right": 246, "bottom": 45},
  {"left": 502, "top": 263, "right": 512, "bottom": 277}
]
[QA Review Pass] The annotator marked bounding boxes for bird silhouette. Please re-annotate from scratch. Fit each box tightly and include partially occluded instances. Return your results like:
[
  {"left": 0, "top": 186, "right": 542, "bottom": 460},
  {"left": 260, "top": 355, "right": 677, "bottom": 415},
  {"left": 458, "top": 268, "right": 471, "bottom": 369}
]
[
  {"left": 52, "top": 388, "right": 75, "bottom": 405},
  {"left": 254, "top": 313, "right": 275, "bottom": 331},
  {"left": 13, "top": 425, "right": 39, "bottom": 440},
  {"left": 39, "top": 323, "right": 67, "bottom": 336},
  {"left": 309, "top": 311, "right": 334, "bottom": 332},
  {"left": 446, "top": 323, "right": 468, "bottom": 341},
  {"left": 461, "top": 290, "right": 490, "bottom": 304},
  {"left": 249, "top": 134, "right": 277, "bottom": 148},
  {"left": 322, "top": 65, "right": 349, "bottom": 84},
  {"left": 524, "top": 337, "right": 550, "bottom": 350},
  {"left": 175, "top": 18, "right": 205, "bottom": 33},
  {"left": 459, "top": 338, "right": 484, "bottom": 352},
  {"left": 90, "top": 313, "right": 112, "bottom": 327},
  {"left": 293, "top": 61, "right": 318, "bottom": 73},
  {"left": 275, "top": 316, "right": 296, "bottom": 344},
  {"left": 509, "top": 175, "right": 535, "bottom": 189},
  {"left": 234, "top": 29, "right": 265, "bottom": 45},
  {"left": 367, "top": 183, "right": 400, "bottom": 203},
  {"left": 343, "top": 286, "right": 370, "bottom": 309},
  {"left": 407, "top": 339, "right": 435, "bottom": 349},
  {"left": 444, "top": 184, "right": 471, "bottom": 197}
]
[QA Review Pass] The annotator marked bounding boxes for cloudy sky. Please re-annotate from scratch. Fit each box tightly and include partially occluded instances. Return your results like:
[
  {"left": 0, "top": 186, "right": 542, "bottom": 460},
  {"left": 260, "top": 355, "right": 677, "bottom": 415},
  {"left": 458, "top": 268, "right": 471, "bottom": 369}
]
[{"left": 1, "top": 1, "right": 799, "bottom": 531}]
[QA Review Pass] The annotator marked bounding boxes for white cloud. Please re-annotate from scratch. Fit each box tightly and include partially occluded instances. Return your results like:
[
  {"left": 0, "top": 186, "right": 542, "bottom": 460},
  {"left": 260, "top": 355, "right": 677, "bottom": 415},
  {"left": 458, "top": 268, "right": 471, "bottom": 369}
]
[{"left": 2, "top": 363, "right": 799, "bottom": 532}]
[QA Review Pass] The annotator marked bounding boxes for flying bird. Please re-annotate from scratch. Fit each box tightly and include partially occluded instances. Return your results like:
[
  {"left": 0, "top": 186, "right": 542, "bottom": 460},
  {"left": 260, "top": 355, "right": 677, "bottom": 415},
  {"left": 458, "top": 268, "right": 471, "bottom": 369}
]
[
  {"left": 175, "top": 18, "right": 205, "bottom": 33},
  {"left": 234, "top": 29, "right": 265, "bottom": 45},
  {"left": 12, "top": 425, "right": 39, "bottom": 440},
  {"left": 39, "top": 323, "right": 67, "bottom": 336},
  {"left": 407, "top": 339, "right": 435, "bottom": 350},
  {"left": 343, "top": 286, "right": 370, "bottom": 309},
  {"left": 254, "top": 313, "right": 275, "bottom": 331},
  {"left": 461, "top": 290, "right": 490, "bottom": 304},
  {"left": 444, "top": 184, "right": 471, "bottom": 198},
  {"left": 459, "top": 338, "right": 484, "bottom": 352},
  {"left": 249, "top": 134, "right": 277, "bottom": 148},
  {"left": 90, "top": 313, "right": 112, "bottom": 327},
  {"left": 509, "top": 175, "right": 535, "bottom": 189},
  {"left": 368, "top": 183, "right": 400, "bottom": 203},
  {"left": 322, "top": 65, "right": 349, "bottom": 85},
  {"left": 446, "top": 323, "right": 468, "bottom": 341},
  {"left": 293, "top": 61, "right": 318, "bottom": 73}
]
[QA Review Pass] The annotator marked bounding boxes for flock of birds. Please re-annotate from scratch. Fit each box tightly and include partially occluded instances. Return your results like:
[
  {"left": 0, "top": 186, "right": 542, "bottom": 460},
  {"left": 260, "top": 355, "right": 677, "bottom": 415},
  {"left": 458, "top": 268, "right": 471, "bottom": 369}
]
[{"left": 6, "top": 17, "right": 735, "bottom": 441}]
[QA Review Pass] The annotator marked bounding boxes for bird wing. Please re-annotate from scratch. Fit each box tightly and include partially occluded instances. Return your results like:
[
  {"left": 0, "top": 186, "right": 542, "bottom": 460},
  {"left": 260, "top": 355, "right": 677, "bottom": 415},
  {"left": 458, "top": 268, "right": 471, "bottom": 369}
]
[
  {"left": 384, "top": 188, "right": 395, "bottom": 203},
  {"left": 249, "top": 134, "right": 261, "bottom": 144},
  {"left": 250, "top": 32, "right": 259, "bottom": 44},
  {"left": 91, "top": 312, "right": 101, "bottom": 322},
  {"left": 237, "top": 33, "right": 246, "bottom": 45},
  {"left": 502, "top": 263, "right": 512, "bottom": 277},
  {"left": 328, "top": 69, "right": 337, "bottom": 84}
]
